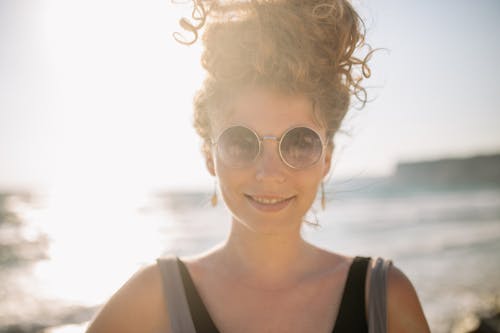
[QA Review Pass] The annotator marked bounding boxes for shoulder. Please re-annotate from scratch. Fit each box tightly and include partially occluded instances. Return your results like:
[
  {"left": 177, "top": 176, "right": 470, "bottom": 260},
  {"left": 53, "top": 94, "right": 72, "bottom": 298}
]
[
  {"left": 386, "top": 264, "right": 430, "bottom": 333},
  {"left": 86, "top": 263, "right": 171, "bottom": 333}
]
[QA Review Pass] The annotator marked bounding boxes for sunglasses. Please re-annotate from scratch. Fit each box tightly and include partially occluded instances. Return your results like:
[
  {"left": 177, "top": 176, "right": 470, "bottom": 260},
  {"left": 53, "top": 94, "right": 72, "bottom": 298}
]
[{"left": 212, "top": 125, "right": 326, "bottom": 169}]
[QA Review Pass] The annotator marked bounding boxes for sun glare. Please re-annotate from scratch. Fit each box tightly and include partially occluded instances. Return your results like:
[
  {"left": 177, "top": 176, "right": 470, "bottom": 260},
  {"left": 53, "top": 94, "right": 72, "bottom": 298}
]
[
  {"left": 29, "top": 182, "right": 169, "bottom": 306},
  {"left": 40, "top": 0, "right": 209, "bottom": 192},
  {"left": 14, "top": 0, "right": 212, "bottom": 307}
]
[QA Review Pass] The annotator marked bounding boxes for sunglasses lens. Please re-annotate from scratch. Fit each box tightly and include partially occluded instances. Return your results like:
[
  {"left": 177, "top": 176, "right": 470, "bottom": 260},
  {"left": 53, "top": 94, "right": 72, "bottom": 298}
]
[
  {"left": 280, "top": 127, "right": 323, "bottom": 169},
  {"left": 217, "top": 126, "right": 259, "bottom": 168}
]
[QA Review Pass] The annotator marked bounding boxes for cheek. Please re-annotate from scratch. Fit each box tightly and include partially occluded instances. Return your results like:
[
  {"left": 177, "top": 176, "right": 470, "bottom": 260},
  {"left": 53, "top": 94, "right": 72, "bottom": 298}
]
[
  {"left": 215, "top": 161, "right": 247, "bottom": 195},
  {"left": 299, "top": 177, "right": 322, "bottom": 198},
  {"left": 295, "top": 168, "right": 324, "bottom": 199},
  {"left": 304, "top": 162, "right": 327, "bottom": 183}
]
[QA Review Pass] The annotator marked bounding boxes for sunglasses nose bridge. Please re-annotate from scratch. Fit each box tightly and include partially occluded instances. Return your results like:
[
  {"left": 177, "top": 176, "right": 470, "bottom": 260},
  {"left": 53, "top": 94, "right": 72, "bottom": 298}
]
[
  {"left": 259, "top": 135, "right": 281, "bottom": 153},
  {"left": 260, "top": 135, "right": 279, "bottom": 142},
  {"left": 256, "top": 135, "right": 287, "bottom": 166}
]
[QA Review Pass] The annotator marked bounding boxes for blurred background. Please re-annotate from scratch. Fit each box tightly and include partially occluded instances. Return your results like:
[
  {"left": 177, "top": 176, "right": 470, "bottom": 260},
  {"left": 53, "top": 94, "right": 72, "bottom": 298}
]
[{"left": 1, "top": 0, "right": 499, "bottom": 332}]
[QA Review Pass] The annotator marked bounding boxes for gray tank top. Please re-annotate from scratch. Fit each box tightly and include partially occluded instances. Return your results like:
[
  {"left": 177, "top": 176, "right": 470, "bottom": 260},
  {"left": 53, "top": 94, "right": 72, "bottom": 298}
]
[
  {"left": 157, "top": 256, "right": 392, "bottom": 333},
  {"left": 157, "top": 256, "right": 197, "bottom": 332}
]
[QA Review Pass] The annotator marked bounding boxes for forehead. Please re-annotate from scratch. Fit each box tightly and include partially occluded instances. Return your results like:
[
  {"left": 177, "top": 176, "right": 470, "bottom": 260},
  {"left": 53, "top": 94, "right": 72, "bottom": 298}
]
[{"left": 212, "top": 88, "right": 321, "bottom": 136}]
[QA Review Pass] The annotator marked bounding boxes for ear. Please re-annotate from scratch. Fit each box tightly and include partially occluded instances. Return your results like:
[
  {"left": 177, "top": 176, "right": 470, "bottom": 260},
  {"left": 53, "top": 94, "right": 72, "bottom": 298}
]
[
  {"left": 205, "top": 147, "right": 216, "bottom": 177},
  {"left": 322, "top": 142, "right": 334, "bottom": 178}
]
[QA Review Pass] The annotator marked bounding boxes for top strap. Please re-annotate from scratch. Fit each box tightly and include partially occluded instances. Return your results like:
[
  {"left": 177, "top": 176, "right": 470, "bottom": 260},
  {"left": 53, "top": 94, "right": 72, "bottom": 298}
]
[
  {"left": 157, "top": 256, "right": 197, "bottom": 333},
  {"left": 177, "top": 258, "right": 220, "bottom": 333},
  {"left": 368, "top": 257, "right": 393, "bottom": 333},
  {"left": 332, "top": 256, "right": 370, "bottom": 333}
]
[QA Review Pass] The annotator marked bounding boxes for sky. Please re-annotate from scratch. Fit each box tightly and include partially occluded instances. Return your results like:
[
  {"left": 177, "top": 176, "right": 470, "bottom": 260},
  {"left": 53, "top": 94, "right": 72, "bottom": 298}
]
[{"left": 1, "top": 0, "right": 499, "bottom": 193}]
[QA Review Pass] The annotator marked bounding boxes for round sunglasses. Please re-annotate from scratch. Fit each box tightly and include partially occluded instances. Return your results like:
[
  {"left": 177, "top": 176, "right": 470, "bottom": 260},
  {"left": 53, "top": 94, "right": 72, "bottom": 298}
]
[{"left": 212, "top": 125, "right": 326, "bottom": 169}]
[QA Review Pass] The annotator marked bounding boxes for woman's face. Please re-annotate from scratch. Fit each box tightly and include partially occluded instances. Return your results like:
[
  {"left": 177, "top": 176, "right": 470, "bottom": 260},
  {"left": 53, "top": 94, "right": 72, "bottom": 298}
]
[{"left": 207, "top": 88, "right": 333, "bottom": 234}]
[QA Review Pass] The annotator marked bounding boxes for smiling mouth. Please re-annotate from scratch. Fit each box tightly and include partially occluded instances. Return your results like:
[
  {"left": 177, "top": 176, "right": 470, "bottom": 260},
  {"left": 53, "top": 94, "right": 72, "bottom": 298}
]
[
  {"left": 244, "top": 194, "right": 295, "bottom": 212},
  {"left": 249, "top": 195, "right": 290, "bottom": 204}
]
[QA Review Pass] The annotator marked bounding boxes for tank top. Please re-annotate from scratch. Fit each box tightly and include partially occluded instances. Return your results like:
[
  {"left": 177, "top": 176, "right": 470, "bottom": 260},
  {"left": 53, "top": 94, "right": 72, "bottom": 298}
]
[{"left": 157, "top": 256, "right": 382, "bottom": 333}]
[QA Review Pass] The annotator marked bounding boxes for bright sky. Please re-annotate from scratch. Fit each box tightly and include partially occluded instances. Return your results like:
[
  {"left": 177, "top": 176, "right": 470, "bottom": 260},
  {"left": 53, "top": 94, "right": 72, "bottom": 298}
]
[{"left": 1, "top": 0, "right": 500, "bottom": 193}]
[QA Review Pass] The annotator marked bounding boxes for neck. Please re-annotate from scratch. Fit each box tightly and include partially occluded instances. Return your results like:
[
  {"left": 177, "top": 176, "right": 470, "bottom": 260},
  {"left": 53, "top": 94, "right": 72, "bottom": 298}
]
[{"left": 217, "top": 218, "right": 317, "bottom": 288}]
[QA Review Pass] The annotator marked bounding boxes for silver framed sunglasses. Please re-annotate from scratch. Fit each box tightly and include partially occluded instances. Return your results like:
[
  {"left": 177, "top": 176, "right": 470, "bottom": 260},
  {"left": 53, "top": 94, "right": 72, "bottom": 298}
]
[{"left": 212, "top": 125, "right": 326, "bottom": 169}]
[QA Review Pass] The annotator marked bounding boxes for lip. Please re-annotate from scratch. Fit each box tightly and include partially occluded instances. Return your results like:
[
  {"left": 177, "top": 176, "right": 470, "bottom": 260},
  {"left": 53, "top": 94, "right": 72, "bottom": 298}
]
[{"left": 244, "top": 194, "right": 296, "bottom": 213}]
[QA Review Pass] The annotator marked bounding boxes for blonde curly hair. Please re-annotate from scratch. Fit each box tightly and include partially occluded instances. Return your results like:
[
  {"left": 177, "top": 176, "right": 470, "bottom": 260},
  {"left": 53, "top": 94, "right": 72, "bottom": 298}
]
[{"left": 176, "top": 0, "right": 373, "bottom": 156}]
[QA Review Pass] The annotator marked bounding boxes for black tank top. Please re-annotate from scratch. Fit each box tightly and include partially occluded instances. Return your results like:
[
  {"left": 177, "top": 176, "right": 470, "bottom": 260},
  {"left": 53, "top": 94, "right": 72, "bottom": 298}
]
[{"left": 177, "top": 256, "right": 370, "bottom": 333}]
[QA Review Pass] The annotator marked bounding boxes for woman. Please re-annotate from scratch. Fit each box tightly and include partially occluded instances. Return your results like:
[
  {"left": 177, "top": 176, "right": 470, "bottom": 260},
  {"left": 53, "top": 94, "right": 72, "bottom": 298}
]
[{"left": 87, "top": 0, "right": 430, "bottom": 332}]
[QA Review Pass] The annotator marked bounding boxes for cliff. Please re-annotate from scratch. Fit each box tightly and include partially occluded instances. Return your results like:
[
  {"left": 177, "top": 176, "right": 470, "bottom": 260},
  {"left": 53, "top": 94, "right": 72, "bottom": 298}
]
[{"left": 393, "top": 153, "right": 500, "bottom": 189}]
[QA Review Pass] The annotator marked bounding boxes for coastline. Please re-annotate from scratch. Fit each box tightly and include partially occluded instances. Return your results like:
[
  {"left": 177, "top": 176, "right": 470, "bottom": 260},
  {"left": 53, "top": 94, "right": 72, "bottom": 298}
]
[{"left": 1, "top": 154, "right": 500, "bottom": 333}]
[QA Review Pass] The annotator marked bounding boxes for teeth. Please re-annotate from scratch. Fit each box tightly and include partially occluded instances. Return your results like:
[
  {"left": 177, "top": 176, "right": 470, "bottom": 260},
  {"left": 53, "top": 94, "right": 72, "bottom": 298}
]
[{"left": 251, "top": 196, "right": 288, "bottom": 204}]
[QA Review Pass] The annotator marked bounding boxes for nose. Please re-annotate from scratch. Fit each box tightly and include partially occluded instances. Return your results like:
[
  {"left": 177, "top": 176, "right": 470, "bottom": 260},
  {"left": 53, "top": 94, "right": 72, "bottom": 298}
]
[{"left": 255, "top": 139, "right": 286, "bottom": 183}]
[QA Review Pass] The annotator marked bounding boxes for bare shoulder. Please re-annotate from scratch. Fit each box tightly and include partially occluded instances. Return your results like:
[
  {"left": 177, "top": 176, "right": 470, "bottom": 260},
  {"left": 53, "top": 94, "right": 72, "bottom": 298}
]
[
  {"left": 387, "top": 265, "right": 430, "bottom": 333},
  {"left": 86, "top": 263, "right": 171, "bottom": 333},
  {"left": 309, "top": 245, "right": 353, "bottom": 272}
]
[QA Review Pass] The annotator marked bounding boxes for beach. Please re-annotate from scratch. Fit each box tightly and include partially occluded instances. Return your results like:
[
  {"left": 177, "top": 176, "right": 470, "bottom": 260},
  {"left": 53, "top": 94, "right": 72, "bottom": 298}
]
[{"left": 1, "top": 183, "right": 499, "bottom": 332}]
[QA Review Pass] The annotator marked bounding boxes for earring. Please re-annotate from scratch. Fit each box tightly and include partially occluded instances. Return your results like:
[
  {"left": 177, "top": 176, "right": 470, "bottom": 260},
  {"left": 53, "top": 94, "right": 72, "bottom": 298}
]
[
  {"left": 211, "top": 181, "right": 218, "bottom": 207},
  {"left": 321, "top": 182, "right": 326, "bottom": 210}
]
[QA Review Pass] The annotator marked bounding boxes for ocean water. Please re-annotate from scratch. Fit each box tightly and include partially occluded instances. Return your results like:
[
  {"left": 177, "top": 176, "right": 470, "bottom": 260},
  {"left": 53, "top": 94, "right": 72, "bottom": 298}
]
[{"left": 0, "top": 186, "right": 499, "bottom": 333}]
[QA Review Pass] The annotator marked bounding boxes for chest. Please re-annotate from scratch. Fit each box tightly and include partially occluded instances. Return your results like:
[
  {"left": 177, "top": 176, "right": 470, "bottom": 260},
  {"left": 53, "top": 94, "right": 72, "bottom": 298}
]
[{"left": 198, "top": 272, "right": 347, "bottom": 333}]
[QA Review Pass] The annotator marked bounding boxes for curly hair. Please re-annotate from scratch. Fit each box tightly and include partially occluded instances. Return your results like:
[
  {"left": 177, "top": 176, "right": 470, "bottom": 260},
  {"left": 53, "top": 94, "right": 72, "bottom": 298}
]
[{"left": 176, "top": 0, "right": 373, "bottom": 156}]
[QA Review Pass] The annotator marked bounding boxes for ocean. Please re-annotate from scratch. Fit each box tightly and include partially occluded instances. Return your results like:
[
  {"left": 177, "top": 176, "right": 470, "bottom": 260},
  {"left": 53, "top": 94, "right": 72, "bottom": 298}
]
[{"left": 0, "top": 185, "right": 499, "bottom": 333}]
